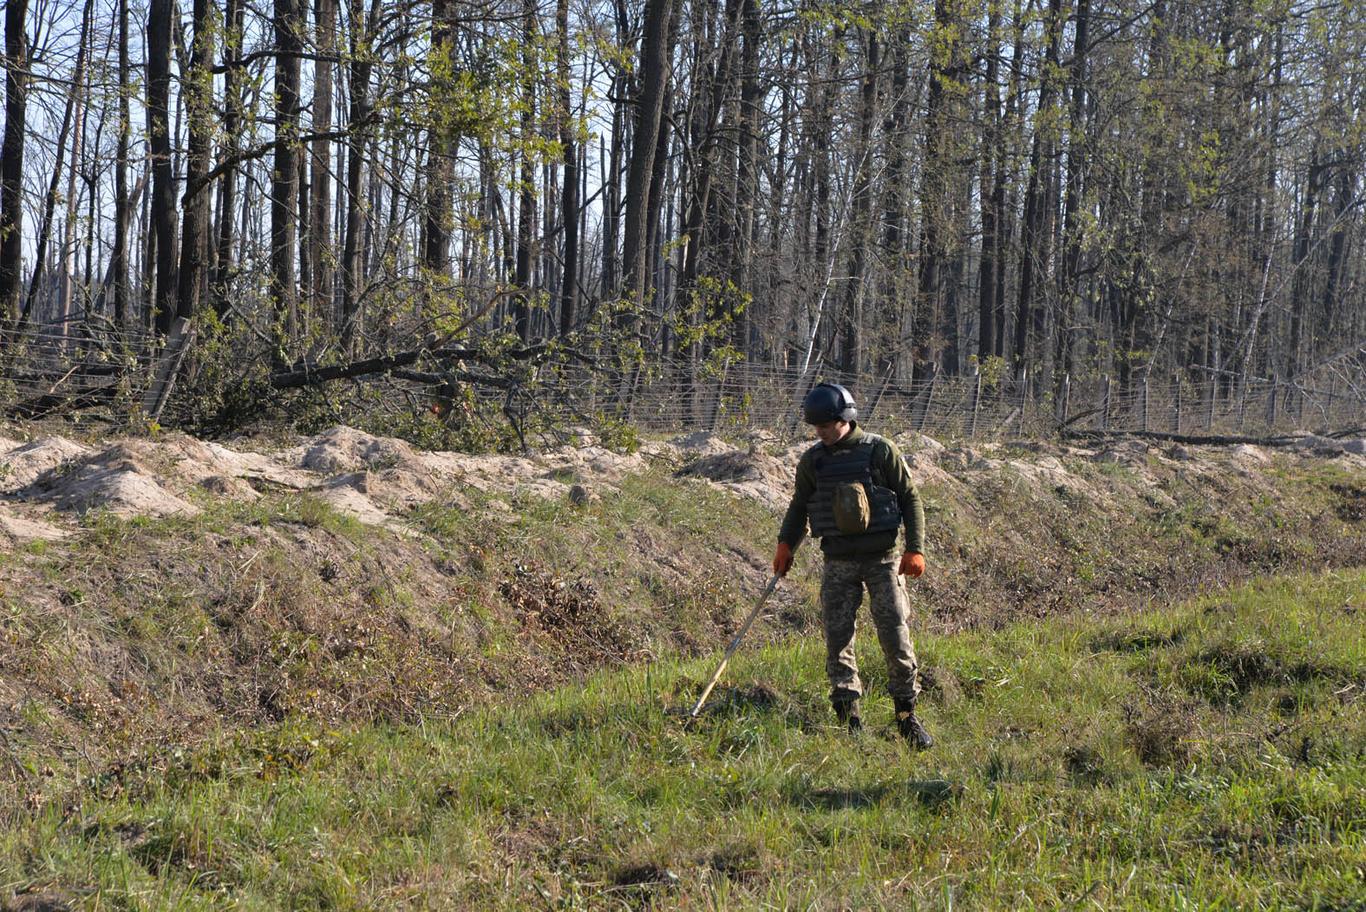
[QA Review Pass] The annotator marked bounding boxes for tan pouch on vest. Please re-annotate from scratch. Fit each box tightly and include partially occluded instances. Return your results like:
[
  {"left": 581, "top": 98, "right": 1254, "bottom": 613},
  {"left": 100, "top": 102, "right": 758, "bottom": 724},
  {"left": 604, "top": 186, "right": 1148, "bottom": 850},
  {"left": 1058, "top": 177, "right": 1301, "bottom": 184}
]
[{"left": 832, "top": 482, "right": 871, "bottom": 534}]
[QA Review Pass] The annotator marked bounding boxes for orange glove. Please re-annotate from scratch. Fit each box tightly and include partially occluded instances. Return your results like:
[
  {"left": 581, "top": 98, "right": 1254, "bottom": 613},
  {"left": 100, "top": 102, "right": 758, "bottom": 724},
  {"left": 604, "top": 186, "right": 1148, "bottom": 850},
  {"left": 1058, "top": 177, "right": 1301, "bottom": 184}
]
[
  {"left": 773, "top": 542, "right": 794, "bottom": 576},
  {"left": 899, "top": 551, "right": 925, "bottom": 578}
]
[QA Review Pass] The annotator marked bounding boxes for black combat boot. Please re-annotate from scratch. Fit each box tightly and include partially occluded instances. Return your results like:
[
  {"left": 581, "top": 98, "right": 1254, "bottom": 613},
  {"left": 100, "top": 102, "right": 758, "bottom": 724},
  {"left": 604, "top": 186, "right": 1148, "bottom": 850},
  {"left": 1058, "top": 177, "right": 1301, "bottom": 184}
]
[
  {"left": 894, "top": 698, "right": 933, "bottom": 750},
  {"left": 833, "top": 698, "right": 863, "bottom": 733}
]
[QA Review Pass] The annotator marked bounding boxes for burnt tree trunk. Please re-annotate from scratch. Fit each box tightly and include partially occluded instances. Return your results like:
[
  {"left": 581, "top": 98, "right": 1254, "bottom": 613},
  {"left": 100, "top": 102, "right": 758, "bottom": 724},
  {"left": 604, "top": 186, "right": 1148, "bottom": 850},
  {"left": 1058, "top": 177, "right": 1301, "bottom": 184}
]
[
  {"left": 148, "top": 0, "right": 177, "bottom": 333},
  {"left": 879, "top": 28, "right": 912, "bottom": 376},
  {"left": 213, "top": 0, "right": 245, "bottom": 317},
  {"left": 1287, "top": 153, "right": 1322, "bottom": 377},
  {"left": 556, "top": 0, "right": 580, "bottom": 336},
  {"left": 341, "top": 0, "right": 378, "bottom": 352},
  {"left": 176, "top": 0, "right": 214, "bottom": 322},
  {"left": 618, "top": 0, "right": 674, "bottom": 308},
  {"left": 271, "top": 0, "right": 304, "bottom": 342},
  {"left": 111, "top": 0, "right": 131, "bottom": 327},
  {"left": 1055, "top": 0, "right": 1090, "bottom": 388},
  {"left": 23, "top": 0, "right": 92, "bottom": 329},
  {"left": 837, "top": 29, "right": 879, "bottom": 376},
  {"left": 310, "top": 0, "right": 337, "bottom": 316},
  {"left": 423, "top": 0, "right": 456, "bottom": 284},
  {"left": 976, "top": 2, "right": 1001, "bottom": 363},
  {"left": 0, "top": 0, "right": 29, "bottom": 323},
  {"left": 1013, "top": 0, "right": 1063, "bottom": 379},
  {"left": 513, "top": 0, "right": 537, "bottom": 341}
]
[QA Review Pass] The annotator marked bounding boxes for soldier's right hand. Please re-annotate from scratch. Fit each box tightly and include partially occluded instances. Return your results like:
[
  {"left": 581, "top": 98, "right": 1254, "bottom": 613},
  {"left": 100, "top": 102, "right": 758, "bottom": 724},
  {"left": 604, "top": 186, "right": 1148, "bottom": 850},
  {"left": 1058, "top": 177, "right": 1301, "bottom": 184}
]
[{"left": 772, "top": 542, "right": 794, "bottom": 576}]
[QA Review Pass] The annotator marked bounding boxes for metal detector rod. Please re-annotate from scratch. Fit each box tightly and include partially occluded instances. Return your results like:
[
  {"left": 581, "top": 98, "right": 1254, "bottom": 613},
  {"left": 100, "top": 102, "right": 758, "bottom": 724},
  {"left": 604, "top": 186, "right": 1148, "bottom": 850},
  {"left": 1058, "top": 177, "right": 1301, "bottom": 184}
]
[{"left": 689, "top": 574, "right": 781, "bottom": 719}]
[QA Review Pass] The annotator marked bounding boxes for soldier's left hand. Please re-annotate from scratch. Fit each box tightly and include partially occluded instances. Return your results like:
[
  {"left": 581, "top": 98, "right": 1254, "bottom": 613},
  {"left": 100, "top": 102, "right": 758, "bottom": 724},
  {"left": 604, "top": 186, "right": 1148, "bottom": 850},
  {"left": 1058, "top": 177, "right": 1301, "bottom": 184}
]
[{"left": 899, "top": 551, "right": 925, "bottom": 578}]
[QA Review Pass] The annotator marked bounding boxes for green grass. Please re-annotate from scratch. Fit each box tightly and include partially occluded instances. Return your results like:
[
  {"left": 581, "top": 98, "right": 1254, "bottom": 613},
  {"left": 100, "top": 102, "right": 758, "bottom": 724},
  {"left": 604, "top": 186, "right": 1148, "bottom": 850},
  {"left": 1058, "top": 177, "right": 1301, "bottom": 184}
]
[{"left": 2, "top": 569, "right": 1362, "bottom": 910}]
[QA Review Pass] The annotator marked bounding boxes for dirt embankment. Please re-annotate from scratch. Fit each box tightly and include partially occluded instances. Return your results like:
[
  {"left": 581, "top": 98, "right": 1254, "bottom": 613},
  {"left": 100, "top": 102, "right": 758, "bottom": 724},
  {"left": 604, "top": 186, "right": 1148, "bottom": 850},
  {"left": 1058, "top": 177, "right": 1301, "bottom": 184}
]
[{"left": 0, "top": 424, "right": 1362, "bottom": 808}]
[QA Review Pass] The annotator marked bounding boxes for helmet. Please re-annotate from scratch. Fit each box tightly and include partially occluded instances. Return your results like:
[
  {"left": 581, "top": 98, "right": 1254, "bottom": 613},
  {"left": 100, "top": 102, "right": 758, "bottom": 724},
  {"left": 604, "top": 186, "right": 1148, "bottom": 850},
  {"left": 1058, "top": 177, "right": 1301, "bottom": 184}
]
[{"left": 803, "top": 382, "right": 857, "bottom": 425}]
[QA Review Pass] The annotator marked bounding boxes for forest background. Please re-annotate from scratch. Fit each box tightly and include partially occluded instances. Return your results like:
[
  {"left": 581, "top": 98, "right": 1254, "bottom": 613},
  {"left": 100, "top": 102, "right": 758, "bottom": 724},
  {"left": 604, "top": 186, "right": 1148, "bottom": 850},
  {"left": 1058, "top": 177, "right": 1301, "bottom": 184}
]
[{"left": 0, "top": 0, "right": 1363, "bottom": 440}]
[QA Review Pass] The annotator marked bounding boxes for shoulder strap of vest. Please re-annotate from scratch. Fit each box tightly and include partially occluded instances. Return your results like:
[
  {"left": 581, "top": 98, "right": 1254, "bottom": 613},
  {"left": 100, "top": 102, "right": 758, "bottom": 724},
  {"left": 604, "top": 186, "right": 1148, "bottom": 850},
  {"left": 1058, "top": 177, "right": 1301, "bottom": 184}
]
[{"left": 860, "top": 434, "right": 889, "bottom": 485}]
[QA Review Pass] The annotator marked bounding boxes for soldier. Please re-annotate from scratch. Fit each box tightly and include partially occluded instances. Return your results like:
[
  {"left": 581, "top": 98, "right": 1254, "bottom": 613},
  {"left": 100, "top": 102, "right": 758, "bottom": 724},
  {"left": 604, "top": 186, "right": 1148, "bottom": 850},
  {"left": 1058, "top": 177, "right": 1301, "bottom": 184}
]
[{"left": 771, "top": 382, "right": 932, "bottom": 749}]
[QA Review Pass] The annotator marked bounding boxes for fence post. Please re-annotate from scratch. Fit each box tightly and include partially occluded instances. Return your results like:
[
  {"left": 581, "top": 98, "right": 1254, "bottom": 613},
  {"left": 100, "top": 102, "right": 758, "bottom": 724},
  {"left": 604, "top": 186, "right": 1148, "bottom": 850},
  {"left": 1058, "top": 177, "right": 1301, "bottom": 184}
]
[
  {"left": 1266, "top": 374, "right": 1278, "bottom": 429},
  {"left": 867, "top": 367, "right": 895, "bottom": 424},
  {"left": 708, "top": 363, "right": 729, "bottom": 432},
  {"left": 1173, "top": 377, "right": 1182, "bottom": 434},
  {"left": 916, "top": 364, "right": 940, "bottom": 432},
  {"left": 1141, "top": 377, "right": 1150, "bottom": 432},
  {"left": 1237, "top": 377, "right": 1248, "bottom": 432},
  {"left": 1206, "top": 376, "right": 1216, "bottom": 431},
  {"left": 969, "top": 369, "right": 982, "bottom": 438},
  {"left": 1100, "top": 375, "right": 1111, "bottom": 432},
  {"left": 1057, "top": 372, "right": 1071, "bottom": 428},
  {"left": 142, "top": 317, "right": 196, "bottom": 421}
]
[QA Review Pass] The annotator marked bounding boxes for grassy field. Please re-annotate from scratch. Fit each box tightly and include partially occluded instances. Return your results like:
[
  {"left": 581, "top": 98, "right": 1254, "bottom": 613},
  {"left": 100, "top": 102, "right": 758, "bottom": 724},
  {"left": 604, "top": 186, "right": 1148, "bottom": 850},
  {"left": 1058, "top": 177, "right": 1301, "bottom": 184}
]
[{"left": 2, "top": 569, "right": 1362, "bottom": 910}]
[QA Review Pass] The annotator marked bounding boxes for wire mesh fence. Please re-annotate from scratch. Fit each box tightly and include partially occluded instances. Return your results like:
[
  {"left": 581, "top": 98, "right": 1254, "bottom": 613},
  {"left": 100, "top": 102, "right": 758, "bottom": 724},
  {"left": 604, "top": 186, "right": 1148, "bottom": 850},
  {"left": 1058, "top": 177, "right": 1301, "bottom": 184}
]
[
  {"left": 2, "top": 317, "right": 1362, "bottom": 443},
  {"left": 0, "top": 321, "right": 163, "bottom": 420},
  {"left": 549, "top": 358, "right": 1365, "bottom": 442}
]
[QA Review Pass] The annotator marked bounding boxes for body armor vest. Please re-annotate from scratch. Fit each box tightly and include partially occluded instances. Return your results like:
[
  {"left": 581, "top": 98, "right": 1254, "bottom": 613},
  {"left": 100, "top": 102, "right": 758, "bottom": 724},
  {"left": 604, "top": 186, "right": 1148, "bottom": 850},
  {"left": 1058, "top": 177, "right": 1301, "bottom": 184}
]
[{"left": 808, "top": 436, "right": 902, "bottom": 538}]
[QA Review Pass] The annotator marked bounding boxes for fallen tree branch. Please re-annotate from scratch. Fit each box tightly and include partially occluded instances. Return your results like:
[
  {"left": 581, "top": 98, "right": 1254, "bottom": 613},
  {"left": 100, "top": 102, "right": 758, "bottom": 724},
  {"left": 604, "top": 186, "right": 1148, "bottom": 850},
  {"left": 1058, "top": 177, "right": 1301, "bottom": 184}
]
[
  {"left": 269, "top": 338, "right": 597, "bottom": 391},
  {"left": 390, "top": 368, "right": 516, "bottom": 390},
  {"left": 1064, "top": 429, "right": 1303, "bottom": 447},
  {"left": 270, "top": 348, "right": 430, "bottom": 390},
  {"left": 7, "top": 381, "right": 118, "bottom": 419}
]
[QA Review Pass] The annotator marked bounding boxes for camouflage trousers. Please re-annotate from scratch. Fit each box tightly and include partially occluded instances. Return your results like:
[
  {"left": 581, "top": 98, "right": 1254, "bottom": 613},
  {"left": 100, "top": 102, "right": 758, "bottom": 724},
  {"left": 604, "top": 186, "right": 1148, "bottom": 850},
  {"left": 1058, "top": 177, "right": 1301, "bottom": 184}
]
[{"left": 820, "top": 554, "right": 920, "bottom": 705}]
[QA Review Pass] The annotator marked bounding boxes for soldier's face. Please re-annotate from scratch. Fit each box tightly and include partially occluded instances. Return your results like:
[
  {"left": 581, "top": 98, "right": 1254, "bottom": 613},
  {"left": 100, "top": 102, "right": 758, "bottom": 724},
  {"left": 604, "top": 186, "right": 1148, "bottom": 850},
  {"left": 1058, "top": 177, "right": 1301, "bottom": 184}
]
[{"left": 813, "top": 420, "right": 851, "bottom": 447}]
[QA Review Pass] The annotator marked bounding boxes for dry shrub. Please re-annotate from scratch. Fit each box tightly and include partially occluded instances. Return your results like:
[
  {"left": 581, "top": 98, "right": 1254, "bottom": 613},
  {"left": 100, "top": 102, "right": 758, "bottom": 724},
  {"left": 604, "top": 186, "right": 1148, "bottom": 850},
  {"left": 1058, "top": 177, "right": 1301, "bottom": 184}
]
[{"left": 498, "top": 563, "right": 646, "bottom": 673}]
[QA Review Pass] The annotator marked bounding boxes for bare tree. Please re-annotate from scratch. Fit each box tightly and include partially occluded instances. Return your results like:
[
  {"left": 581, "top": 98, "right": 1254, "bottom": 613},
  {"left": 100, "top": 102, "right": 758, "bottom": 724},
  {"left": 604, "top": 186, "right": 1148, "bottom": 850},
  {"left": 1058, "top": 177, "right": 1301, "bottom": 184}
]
[
  {"left": 176, "top": 0, "right": 215, "bottom": 323},
  {"left": 272, "top": 0, "right": 304, "bottom": 342},
  {"left": 0, "top": 0, "right": 31, "bottom": 323},
  {"left": 619, "top": 0, "right": 674, "bottom": 307}
]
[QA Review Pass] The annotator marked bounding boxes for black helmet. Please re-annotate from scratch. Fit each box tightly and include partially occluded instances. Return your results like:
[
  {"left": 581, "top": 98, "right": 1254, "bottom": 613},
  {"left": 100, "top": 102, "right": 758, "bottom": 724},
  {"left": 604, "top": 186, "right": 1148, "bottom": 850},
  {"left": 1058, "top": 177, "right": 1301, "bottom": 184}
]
[{"left": 803, "top": 382, "right": 857, "bottom": 425}]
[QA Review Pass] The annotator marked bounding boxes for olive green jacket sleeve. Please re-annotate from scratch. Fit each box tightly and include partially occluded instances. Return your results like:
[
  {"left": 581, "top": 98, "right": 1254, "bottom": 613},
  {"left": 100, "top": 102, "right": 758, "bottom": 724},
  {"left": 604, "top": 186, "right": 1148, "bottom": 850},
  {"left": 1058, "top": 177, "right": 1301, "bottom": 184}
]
[
  {"left": 777, "top": 448, "right": 816, "bottom": 549},
  {"left": 875, "top": 437, "right": 926, "bottom": 554}
]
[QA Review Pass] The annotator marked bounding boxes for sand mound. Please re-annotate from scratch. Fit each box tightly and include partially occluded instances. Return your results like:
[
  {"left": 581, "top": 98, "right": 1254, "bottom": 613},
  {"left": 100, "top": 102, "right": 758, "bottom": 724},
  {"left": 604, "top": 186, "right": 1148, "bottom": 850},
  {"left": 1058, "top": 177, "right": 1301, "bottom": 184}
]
[
  {"left": 0, "top": 426, "right": 661, "bottom": 527},
  {"left": 543, "top": 445, "right": 648, "bottom": 482},
  {"left": 668, "top": 431, "right": 736, "bottom": 458},
  {"left": 0, "top": 436, "right": 94, "bottom": 493},
  {"left": 299, "top": 427, "right": 484, "bottom": 514},
  {"left": 420, "top": 444, "right": 645, "bottom": 506},
  {"left": 905, "top": 451, "right": 959, "bottom": 488},
  {"left": 676, "top": 447, "right": 794, "bottom": 510},
  {"left": 1229, "top": 444, "right": 1273, "bottom": 474},
  {"left": 25, "top": 443, "right": 199, "bottom": 518},
  {"left": 197, "top": 474, "right": 261, "bottom": 499},
  {"left": 302, "top": 426, "right": 421, "bottom": 473},
  {"left": 1230, "top": 443, "right": 1270, "bottom": 463},
  {"left": 204, "top": 441, "right": 313, "bottom": 490},
  {"left": 2, "top": 422, "right": 1350, "bottom": 535},
  {"left": 895, "top": 432, "right": 947, "bottom": 454},
  {"left": 317, "top": 473, "right": 401, "bottom": 527},
  {"left": 0, "top": 504, "right": 70, "bottom": 543},
  {"left": 1093, "top": 439, "right": 1150, "bottom": 464},
  {"left": 1005, "top": 455, "right": 1104, "bottom": 501}
]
